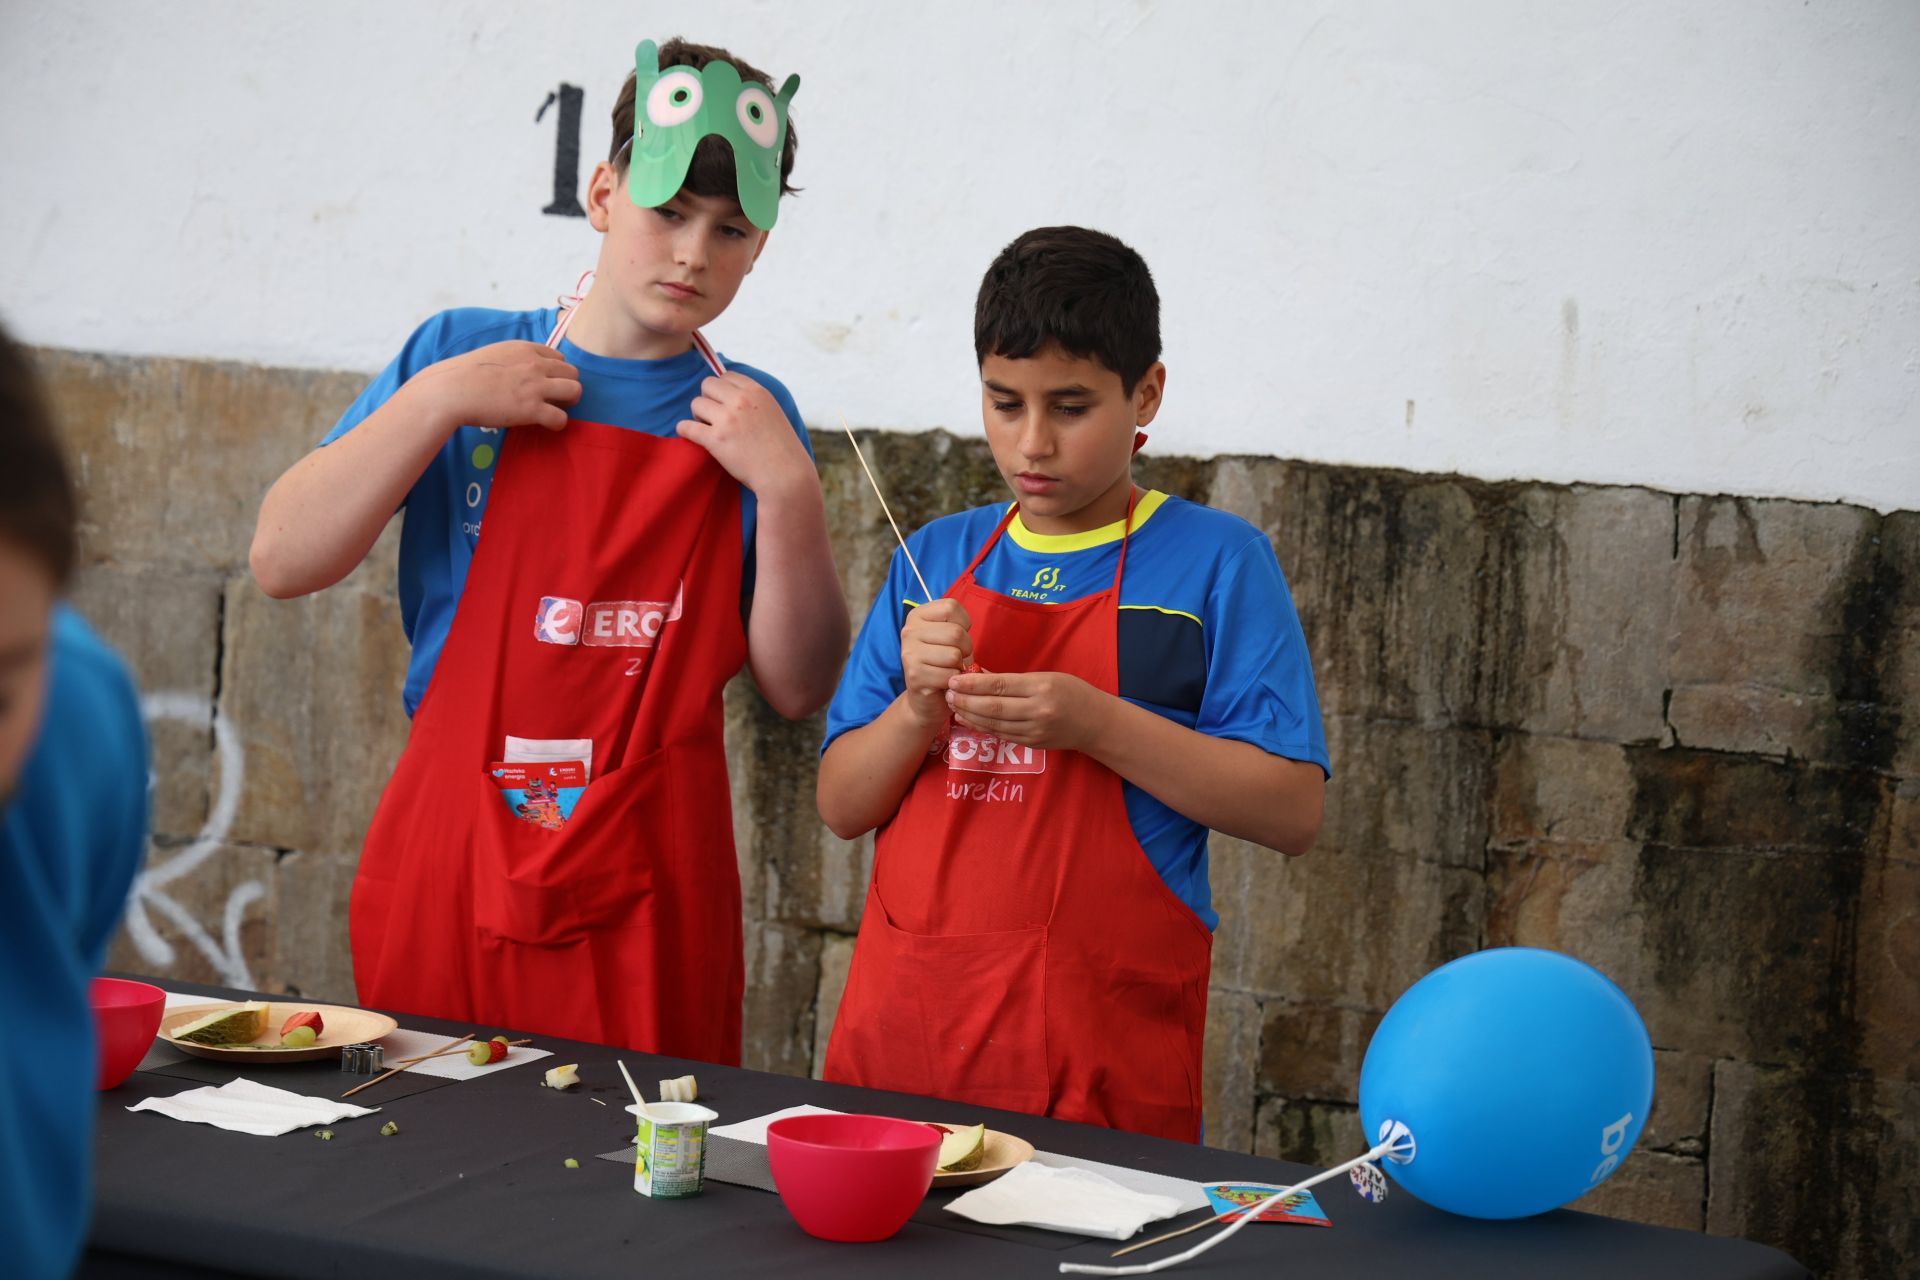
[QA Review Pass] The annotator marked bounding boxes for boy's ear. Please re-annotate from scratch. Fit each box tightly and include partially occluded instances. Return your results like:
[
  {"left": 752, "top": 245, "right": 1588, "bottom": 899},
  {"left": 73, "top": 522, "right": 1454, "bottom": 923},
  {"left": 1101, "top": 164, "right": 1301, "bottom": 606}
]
[
  {"left": 1133, "top": 362, "right": 1167, "bottom": 427},
  {"left": 585, "top": 161, "right": 619, "bottom": 233},
  {"left": 747, "top": 229, "right": 771, "bottom": 272}
]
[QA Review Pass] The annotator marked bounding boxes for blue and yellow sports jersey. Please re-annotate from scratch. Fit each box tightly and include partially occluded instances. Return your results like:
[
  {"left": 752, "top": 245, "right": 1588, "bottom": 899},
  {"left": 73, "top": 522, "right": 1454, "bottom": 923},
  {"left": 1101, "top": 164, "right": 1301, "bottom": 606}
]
[
  {"left": 825, "top": 489, "right": 1330, "bottom": 929},
  {"left": 321, "top": 307, "right": 810, "bottom": 716}
]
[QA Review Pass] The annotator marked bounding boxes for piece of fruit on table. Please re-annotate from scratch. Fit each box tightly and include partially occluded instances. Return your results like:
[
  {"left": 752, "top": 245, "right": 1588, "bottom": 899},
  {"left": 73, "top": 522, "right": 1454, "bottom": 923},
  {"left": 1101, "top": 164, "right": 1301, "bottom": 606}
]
[
  {"left": 936, "top": 1123, "right": 987, "bottom": 1172},
  {"left": 280, "top": 1025, "right": 318, "bottom": 1048},
  {"left": 280, "top": 1011, "right": 324, "bottom": 1041},
  {"left": 173, "top": 1002, "right": 271, "bottom": 1045}
]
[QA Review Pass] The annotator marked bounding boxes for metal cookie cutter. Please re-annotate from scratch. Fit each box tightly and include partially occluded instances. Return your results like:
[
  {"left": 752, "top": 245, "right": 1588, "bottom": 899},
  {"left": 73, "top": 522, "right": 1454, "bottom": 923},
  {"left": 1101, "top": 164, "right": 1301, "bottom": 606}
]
[{"left": 340, "top": 1043, "right": 385, "bottom": 1074}]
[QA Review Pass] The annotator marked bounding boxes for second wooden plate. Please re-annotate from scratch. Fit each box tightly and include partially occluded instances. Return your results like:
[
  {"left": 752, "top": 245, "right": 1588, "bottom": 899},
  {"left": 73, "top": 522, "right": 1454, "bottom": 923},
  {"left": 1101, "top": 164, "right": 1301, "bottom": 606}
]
[{"left": 928, "top": 1123, "right": 1036, "bottom": 1188}]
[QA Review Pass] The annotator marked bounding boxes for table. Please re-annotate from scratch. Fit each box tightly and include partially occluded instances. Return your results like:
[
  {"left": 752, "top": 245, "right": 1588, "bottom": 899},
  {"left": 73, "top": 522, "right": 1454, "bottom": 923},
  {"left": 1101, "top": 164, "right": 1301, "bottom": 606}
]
[{"left": 85, "top": 980, "right": 1808, "bottom": 1279}]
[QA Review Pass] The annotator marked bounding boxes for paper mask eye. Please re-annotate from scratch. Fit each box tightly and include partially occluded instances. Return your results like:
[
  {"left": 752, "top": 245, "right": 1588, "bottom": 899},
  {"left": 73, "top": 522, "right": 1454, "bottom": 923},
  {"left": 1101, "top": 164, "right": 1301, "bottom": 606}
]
[
  {"left": 734, "top": 86, "right": 779, "bottom": 149},
  {"left": 647, "top": 70, "right": 704, "bottom": 128}
]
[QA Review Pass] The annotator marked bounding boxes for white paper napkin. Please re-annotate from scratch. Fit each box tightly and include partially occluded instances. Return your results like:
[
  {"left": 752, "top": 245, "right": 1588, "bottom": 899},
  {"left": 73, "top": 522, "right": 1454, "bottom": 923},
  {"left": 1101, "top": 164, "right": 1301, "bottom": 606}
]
[
  {"left": 126, "top": 1077, "right": 380, "bottom": 1137},
  {"left": 946, "top": 1162, "right": 1186, "bottom": 1240},
  {"left": 1028, "top": 1151, "right": 1210, "bottom": 1213}
]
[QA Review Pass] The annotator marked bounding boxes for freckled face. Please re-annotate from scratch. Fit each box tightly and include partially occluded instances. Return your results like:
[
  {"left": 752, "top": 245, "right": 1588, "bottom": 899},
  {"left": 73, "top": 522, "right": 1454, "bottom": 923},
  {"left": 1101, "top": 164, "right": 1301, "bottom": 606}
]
[{"left": 587, "top": 161, "right": 767, "bottom": 339}]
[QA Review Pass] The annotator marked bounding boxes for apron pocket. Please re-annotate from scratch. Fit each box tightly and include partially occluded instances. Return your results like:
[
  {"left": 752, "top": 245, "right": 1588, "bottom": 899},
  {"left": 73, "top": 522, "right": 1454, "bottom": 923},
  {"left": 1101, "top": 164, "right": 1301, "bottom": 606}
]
[
  {"left": 470, "top": 746, "right": 673, "bottom": 946},
  {"left": 1050, "top": 947, "right": 1208, "bottom": 1141},
  {"left": 876, "top": 899, "right": 1052, "bottom": 1115}
]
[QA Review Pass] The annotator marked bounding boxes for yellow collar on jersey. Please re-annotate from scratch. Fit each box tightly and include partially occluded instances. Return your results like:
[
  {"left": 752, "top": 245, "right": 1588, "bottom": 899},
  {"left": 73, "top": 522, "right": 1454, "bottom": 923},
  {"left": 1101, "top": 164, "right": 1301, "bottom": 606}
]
[{"left": 1006, "top": 489, "right": 1170, "bottom": 553}]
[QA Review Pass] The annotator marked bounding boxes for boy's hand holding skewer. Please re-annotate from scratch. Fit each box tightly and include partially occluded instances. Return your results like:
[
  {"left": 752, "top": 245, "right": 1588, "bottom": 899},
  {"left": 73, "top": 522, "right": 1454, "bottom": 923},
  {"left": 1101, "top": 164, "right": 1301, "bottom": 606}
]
[
  {"left": 947, "top": 668, "right": 1109, "bottom": 752},
  {"left": 899, "top": 599, "right": 974, "bottom": 730}
]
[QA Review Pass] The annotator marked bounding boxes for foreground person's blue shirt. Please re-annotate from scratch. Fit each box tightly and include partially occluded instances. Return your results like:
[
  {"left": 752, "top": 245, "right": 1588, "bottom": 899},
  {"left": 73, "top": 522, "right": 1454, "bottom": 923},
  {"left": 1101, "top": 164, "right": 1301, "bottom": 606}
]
[{"left": 0, "top": 607, "right": 148, "bottom": 1278}]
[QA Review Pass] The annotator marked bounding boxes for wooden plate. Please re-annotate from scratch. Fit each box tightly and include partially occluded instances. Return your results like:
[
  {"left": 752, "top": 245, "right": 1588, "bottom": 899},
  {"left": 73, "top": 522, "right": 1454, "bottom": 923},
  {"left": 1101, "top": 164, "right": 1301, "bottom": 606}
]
[
  {"left": 158, "top": 1001, "right": 399, "bottom": 1064},
  {"left": 928, "top": 1123, "right": 1035, "bottom": 1188}
]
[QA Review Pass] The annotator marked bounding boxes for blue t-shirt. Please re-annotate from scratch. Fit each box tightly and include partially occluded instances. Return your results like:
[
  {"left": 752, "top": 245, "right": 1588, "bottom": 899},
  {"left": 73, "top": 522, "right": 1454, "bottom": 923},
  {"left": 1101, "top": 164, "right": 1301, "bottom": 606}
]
[
  {"left": 0, "top": 607, "right": 148, "bottom": 1278},
  {"left": 321, "top": 307, "right": 810, "bottom": 715},
  {"left": 824, "top": 490, "right": 1330, "bottom": 930}
]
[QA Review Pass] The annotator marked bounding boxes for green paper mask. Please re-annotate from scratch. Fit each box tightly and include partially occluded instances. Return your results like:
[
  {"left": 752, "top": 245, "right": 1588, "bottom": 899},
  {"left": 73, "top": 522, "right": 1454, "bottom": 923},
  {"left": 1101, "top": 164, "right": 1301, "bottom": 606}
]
[{"left": 626, "top": 39, "right": 800, "bottom": 231}]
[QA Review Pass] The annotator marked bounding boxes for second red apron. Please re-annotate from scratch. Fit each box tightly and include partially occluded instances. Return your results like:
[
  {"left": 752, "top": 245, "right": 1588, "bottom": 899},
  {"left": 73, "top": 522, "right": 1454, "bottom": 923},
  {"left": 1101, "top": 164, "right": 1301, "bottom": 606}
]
[
  {"left": 823, "top": 496, "right": 1214, "bottom": 1141},
  {"left": 351, "top": 404, "right": 747, "bottom": 1063}
]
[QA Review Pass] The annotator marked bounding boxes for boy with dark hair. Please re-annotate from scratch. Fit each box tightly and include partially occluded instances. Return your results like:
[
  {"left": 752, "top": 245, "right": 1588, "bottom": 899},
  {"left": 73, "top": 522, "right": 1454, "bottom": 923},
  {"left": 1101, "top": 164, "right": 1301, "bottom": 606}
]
[
  {"left": 818, "top": 226, "right": 1328, "bottom": 1141},
  {"left": 0, "top": 325, "right": 149, "bottom": 1275},
  {"left": 252, "top": 38, "right": 847, "bottom": 1062}
]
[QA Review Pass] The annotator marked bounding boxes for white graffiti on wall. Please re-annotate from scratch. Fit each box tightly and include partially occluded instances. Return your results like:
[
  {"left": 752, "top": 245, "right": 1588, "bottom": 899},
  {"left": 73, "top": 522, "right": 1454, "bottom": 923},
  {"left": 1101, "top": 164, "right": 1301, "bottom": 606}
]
[{"left": 126, "top": 691, "right": 265, "bottom": 988}]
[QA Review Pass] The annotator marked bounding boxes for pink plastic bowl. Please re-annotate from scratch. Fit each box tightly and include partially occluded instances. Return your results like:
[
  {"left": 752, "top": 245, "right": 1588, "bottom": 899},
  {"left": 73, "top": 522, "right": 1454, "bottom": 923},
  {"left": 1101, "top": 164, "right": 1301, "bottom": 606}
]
[
  {"left": 766, "top": 1114, "right": 941, "bottom": 1242},
  {"left": 90, "top": 977, "right": 165, "bottom": 1090}
]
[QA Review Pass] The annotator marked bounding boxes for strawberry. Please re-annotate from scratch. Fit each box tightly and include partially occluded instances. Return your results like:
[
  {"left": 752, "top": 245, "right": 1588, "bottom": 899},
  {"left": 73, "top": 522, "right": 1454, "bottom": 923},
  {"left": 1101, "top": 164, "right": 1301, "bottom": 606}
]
[{"left": 486, "top": 1038, "right": 507, "bottom": 1063}]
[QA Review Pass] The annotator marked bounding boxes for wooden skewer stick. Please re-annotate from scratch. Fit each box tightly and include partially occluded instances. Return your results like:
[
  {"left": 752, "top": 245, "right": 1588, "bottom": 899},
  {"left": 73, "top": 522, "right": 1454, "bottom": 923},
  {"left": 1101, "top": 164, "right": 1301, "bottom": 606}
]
[
  {"left": 839, "top": 413, "right": 935, "bottom": 603},
  {"left": 341, "top": 1032, "right": 474, "bottom": 1099},
  {"left": 1109, "top": 1211, "right": 1220, "bottom": 1258}
]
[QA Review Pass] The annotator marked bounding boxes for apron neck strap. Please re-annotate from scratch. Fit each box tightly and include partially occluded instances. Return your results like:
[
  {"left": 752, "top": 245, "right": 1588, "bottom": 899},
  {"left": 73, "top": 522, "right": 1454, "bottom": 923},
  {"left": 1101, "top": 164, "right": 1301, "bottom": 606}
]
[
  {"left": 690, "top": 330, "right": 726, "bottom": 375},
  {"left": 1110, "top": 486, "right": 1139, "bottom": 594},
  {"left": 543, "top": 270, "right": 726, "bottom": 377},
  {"left": 956, "top": 505, "right": 1021, "bottom": 587}
]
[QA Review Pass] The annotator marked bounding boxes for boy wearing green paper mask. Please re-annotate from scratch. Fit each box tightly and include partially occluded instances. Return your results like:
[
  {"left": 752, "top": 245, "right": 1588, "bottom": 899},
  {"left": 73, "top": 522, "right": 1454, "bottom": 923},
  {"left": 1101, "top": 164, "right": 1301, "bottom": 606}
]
[{"left": 250, "top": 38, "right": 848, "bottom": 1062}]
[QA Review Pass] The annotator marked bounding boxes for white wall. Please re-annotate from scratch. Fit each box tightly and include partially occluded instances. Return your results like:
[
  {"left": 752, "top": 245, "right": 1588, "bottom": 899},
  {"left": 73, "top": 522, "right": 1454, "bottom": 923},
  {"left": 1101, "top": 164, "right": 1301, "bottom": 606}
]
[{"left": 2, "top": 0, "right": 1915, "bottom": 511}]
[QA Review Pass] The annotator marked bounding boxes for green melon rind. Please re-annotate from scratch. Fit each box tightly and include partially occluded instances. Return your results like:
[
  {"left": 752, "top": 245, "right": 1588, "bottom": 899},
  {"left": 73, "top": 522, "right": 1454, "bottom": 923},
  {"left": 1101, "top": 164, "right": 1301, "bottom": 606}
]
[{"left": 173, "top": 1002, "right": 271, "bottom": 1045}]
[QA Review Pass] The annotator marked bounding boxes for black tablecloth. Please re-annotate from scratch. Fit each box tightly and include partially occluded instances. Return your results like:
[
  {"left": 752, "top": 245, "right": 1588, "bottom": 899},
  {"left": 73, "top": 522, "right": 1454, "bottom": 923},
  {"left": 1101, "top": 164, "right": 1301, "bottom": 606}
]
[{"left": 86, "top": 980, "right": 1808, "bottom": 1279}]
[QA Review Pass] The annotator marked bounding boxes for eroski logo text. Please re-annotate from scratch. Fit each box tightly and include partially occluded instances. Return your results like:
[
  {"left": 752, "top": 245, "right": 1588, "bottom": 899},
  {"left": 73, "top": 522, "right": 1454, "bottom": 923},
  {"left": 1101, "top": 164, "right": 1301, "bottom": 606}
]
[
  {"left": 534, "top": 582, "right": 685, "bottom": 648},
  {"left": 945, "top": 724, "right": 1046, "bottom": 775}
]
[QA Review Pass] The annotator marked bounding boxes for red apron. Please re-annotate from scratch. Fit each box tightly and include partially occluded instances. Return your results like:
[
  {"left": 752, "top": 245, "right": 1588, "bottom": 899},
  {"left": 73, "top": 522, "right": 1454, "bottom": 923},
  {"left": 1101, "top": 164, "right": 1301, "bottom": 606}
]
[
  {"left": 350, "top": 351, "right": 747, "bottom": 1063},
  {"left": 823, "top": 496, "right": 1214, "bottom": 1141}
]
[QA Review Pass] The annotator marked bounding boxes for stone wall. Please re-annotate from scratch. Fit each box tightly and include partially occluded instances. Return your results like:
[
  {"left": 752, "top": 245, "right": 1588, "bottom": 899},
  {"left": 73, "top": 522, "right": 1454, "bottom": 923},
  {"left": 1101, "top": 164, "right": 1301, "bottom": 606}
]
[{"left": 40, "top": 348, "right": 1916, "bottom": 1279}]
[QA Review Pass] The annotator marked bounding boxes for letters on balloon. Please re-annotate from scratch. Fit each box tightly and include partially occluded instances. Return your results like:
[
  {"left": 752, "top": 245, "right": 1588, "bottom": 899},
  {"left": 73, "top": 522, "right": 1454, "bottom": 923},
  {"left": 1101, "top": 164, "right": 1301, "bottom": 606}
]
[{"left": 1589, "top": 1111, "right": 1635, "bottom": 1185}]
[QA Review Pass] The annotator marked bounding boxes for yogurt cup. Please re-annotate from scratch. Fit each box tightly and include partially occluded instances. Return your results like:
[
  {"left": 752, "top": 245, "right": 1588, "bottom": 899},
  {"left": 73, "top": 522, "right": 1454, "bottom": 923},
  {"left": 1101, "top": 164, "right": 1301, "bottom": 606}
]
[{"left": 625, "top": 1102, "right": 719, "bottom": 1198}]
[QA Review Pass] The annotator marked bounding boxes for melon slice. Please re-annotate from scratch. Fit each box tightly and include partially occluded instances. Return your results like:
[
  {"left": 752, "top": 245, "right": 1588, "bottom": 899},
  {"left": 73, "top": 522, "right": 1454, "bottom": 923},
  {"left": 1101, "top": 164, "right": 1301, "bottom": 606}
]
[
  {"left": 937, "top": 1123, "right": 987, "bottom": 1172},
  {"left": 173, "top": 1001, "right": 271, "bottom": 1045}
]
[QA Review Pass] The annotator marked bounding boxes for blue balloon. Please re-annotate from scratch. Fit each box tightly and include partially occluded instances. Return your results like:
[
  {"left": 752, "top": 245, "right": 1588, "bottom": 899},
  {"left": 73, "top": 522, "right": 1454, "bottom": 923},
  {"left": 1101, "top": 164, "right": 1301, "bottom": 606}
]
[{"left": 1358, "top": 947, "right": 1653, "bottom": 1219}]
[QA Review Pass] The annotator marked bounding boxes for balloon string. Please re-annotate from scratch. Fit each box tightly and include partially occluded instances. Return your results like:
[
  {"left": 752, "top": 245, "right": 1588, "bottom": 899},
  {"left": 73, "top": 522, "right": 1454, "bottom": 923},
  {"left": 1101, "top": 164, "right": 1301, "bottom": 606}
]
[{"left": 1058, "top": 1137, "right": 1398, "bottom": 1276}]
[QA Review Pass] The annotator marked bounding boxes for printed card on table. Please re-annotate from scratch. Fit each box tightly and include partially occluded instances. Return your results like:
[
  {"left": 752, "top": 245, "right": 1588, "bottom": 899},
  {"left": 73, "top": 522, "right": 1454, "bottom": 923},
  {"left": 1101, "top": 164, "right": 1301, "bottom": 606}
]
[{"left": 1203, "top": 1183, "right": 1332, "bottom": 1226}]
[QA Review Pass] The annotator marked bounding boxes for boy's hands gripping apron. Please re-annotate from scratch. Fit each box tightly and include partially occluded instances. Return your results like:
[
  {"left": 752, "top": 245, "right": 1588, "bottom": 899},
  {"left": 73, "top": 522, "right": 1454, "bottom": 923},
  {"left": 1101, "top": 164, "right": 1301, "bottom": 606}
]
[
  {"left": 822, "top": 498, "right": 1214, "bottom": 1142},
  {"left": 350, "top": 397, "right": 747, "bottom": 1062}
]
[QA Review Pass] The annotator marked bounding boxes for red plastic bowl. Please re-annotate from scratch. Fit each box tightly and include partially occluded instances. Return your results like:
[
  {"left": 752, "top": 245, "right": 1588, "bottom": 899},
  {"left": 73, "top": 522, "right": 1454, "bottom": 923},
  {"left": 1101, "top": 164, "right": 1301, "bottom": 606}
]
[
  {"left": 766, "top": 1114, "right": 941, "bottom": 1242},
  {"left": 90, "top": 977, "right": 165, "bottom": 1090}
]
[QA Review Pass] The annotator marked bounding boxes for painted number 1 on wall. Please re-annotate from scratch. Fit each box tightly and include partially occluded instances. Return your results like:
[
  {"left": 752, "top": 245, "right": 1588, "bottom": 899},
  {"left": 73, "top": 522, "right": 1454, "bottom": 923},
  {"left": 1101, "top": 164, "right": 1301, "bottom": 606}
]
[{"left": 537, "top": 83, "right": 586, "bottom": 218}]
